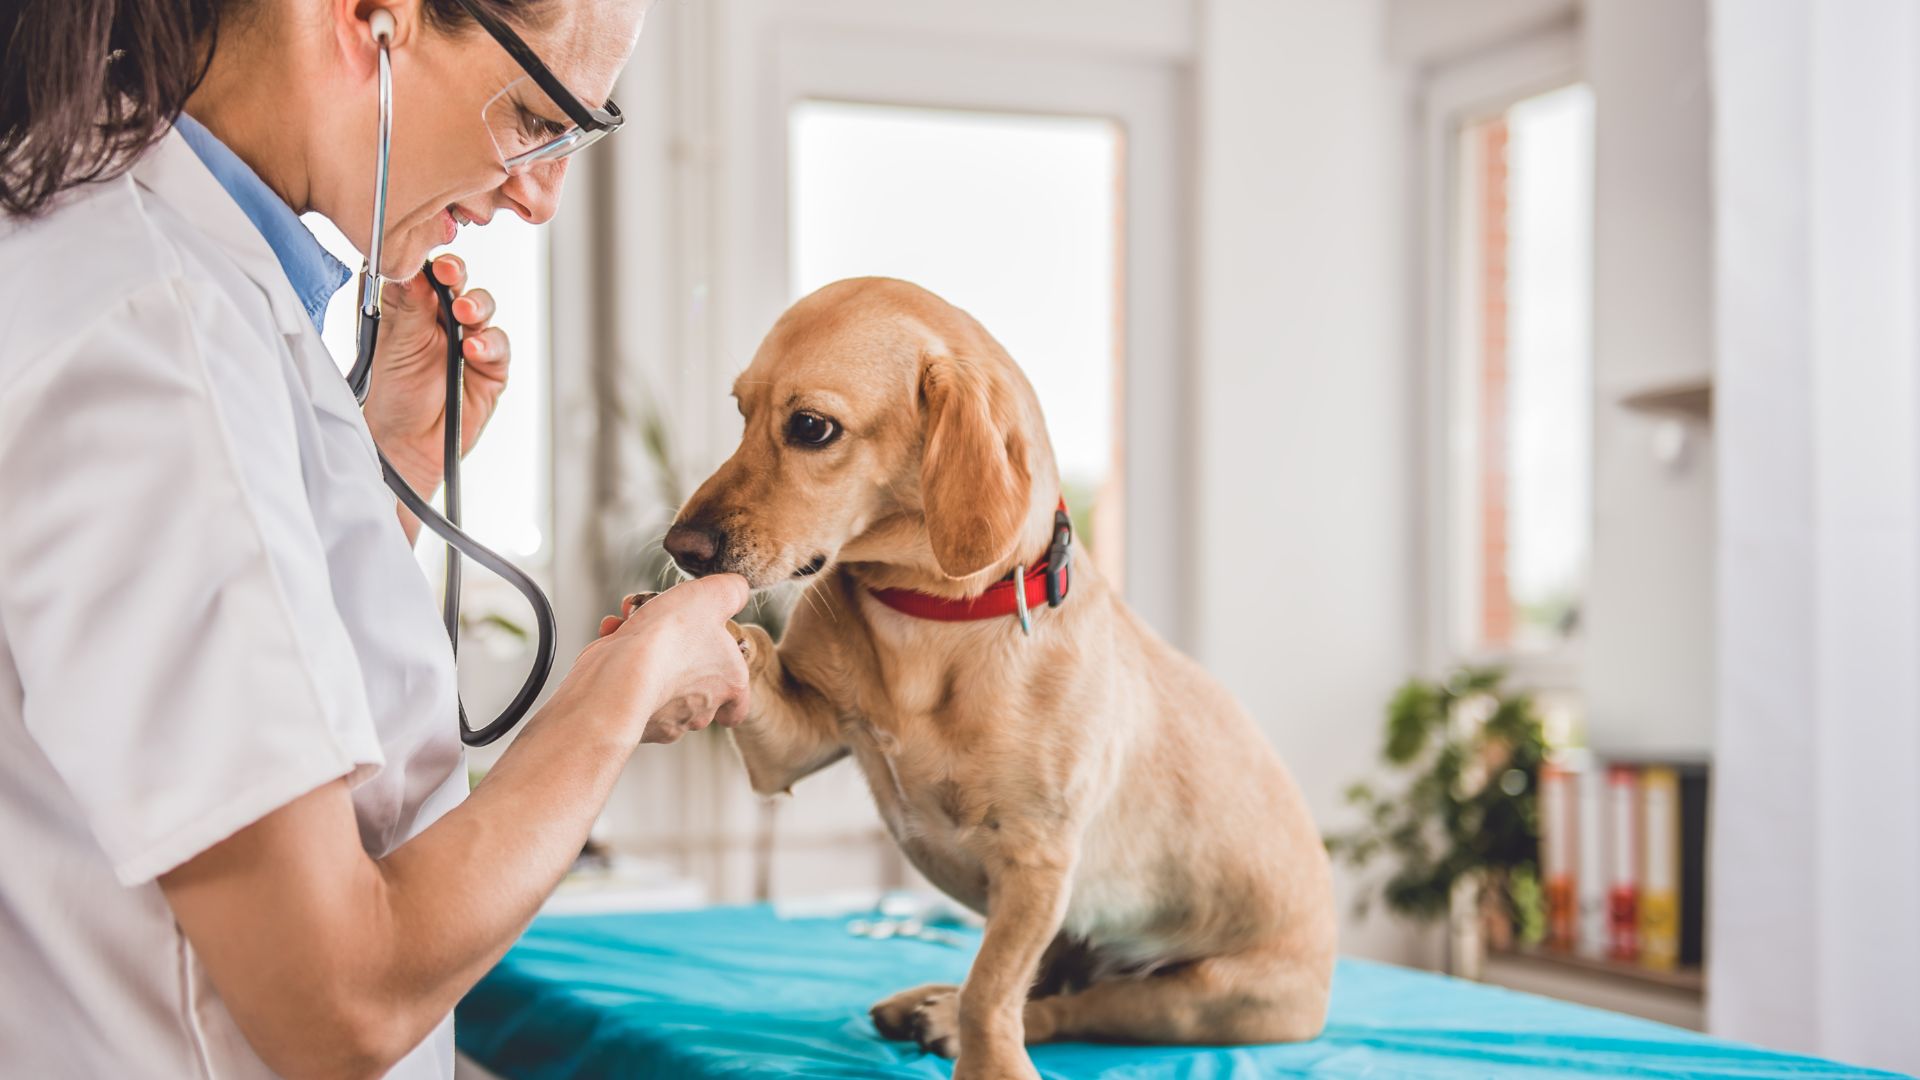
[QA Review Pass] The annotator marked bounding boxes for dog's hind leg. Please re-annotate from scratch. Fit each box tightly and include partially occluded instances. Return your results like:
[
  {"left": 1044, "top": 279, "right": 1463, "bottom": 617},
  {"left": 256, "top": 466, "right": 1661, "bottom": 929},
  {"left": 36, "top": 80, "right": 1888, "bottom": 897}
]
[
  {"left": 1030, "top": 933, "right": 1099, "bottom": 999},
  {"left": 1023, "top": 946, "right": 1332, "bottom": 1047}
]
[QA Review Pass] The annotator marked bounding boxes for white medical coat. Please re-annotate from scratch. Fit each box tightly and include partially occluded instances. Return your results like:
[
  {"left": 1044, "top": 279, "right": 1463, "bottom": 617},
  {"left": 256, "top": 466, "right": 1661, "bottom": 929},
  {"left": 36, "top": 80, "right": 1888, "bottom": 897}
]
[{"left": 0, "top": 129, "right": 466, "bottom": 1077}]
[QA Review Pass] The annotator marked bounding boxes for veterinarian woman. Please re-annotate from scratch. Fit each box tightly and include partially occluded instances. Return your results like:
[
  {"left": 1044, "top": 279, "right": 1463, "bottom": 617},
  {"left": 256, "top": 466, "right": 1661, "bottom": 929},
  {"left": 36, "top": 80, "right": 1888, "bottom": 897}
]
[{"left": 0, "top": 1, "right": 748, "bottom": 1075}]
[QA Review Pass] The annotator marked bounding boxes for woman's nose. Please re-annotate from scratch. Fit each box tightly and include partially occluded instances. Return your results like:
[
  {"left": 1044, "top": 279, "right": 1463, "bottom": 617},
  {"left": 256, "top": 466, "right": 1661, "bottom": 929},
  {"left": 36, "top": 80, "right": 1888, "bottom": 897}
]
[{"left": 501, "top": 158, "right": 570, "bottom": 225}]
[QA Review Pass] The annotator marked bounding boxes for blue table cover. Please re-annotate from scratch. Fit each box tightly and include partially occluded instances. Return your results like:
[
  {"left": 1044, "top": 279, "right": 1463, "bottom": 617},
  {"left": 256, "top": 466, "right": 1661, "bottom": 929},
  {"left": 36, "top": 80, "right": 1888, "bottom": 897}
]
[{"left": 457, "top": 905, "right": 1897, "bottom": 1079}]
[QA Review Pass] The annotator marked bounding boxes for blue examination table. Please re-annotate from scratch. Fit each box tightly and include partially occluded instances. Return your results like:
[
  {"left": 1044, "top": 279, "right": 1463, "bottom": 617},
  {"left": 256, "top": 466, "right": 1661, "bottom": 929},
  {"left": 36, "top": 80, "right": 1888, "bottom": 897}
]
[{"left": 456, "top": 905, "right": 1897, "bottom": 1079}]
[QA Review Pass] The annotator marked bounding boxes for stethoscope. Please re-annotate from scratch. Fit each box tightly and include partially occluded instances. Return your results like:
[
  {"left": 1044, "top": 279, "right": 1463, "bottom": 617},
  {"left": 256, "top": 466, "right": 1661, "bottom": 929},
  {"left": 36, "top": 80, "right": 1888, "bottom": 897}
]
[{"left": 346, "top": 11, "right": 557, "bottom": 747}]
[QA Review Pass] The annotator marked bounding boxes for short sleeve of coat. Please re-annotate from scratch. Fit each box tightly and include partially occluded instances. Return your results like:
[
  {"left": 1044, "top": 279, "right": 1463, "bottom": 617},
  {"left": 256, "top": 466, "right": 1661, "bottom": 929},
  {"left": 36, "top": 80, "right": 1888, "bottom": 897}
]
[{"left": 0, "top": 275, "right": 387, "bottom": 885}]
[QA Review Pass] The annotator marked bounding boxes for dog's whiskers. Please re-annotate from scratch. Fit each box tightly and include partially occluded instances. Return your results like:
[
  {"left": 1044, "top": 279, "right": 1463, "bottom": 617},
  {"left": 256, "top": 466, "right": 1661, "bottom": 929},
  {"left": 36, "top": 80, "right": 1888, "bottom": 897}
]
[
  {"left": 801, "top": 584, "right": 834, "bottom": 625},
  {"left": 654, "top": 559, "right": 688, "bottom": 589}
]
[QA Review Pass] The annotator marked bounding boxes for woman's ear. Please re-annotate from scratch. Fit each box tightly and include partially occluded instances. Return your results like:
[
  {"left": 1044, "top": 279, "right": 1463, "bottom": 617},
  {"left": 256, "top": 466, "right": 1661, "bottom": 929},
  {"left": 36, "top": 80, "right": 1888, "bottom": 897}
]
[
  {"left": 918, "top": 350, "right": 1032, "bottom": 580},
  {"left": 335, "top": 0, "right": 414, "bottom": 75}
]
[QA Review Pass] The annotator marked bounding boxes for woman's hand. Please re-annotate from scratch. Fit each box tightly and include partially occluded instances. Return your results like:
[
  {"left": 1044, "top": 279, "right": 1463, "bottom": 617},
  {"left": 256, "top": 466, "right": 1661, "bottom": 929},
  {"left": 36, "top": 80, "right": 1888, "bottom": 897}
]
[
  {"left": 362, "top": 255, "right": 508, "bottom": 526},
  {"left": 567, "top": 576, "right": 752, "bottom": 745}
]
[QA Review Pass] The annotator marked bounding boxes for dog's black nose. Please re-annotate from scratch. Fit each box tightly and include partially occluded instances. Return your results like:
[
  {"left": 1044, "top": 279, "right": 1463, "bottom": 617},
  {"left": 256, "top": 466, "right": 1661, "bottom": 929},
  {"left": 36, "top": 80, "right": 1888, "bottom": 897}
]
[{"left": 665, "top": 523, "right": 727, "bottom": 576}]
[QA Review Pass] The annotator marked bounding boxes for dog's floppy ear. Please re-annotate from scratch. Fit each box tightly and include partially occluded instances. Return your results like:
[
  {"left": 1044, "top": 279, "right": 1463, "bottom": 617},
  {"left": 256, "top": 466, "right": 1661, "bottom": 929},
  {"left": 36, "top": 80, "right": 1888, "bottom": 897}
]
[{"left": 919, "top": 350, "right": 1032, "bottom": 580}]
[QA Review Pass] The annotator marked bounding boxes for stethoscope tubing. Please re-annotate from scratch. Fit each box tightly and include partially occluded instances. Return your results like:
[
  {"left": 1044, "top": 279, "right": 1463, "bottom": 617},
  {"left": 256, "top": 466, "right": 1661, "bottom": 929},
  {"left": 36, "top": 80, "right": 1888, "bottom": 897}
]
[{"left": 349, "top": 22, "right": 559, "bottom": 747}]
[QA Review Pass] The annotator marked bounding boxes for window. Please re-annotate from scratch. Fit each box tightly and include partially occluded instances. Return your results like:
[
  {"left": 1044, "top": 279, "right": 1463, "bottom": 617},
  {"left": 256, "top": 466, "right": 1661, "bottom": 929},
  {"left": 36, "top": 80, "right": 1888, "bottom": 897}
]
[
  {"left": 309, "top": 214, "right": 552, "bottom": 562},
  {"left": 787, "top": 100, "right": 1124, "bottom": 582},
  {"left": 1447, "top": 83, "right": 1594, "bottom": 660}
]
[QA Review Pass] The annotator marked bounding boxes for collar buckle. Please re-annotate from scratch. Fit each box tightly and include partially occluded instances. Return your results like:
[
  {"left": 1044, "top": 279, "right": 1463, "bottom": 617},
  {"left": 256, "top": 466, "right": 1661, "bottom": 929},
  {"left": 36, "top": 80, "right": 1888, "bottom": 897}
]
[{"left": 1045, "top": 505, "right": 1073, "bottom": 608}]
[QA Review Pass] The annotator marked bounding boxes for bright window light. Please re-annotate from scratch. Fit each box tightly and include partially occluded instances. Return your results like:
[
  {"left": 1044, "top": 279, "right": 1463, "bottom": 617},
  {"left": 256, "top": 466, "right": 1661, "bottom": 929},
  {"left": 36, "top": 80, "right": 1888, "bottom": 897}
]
[
  {"left": 1452, "top": 83, "right": 1594, "bottom": 655},
  {"left": 307, "top": 213, "right": 551, "bottom": 561}
]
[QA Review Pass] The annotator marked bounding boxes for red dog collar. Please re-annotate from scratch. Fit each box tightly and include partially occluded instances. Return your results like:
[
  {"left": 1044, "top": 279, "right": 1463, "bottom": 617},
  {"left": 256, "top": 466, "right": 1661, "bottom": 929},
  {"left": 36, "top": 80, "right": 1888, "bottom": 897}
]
[{"left": 868, "top": 500, "right": 1073, "bottom": 633}]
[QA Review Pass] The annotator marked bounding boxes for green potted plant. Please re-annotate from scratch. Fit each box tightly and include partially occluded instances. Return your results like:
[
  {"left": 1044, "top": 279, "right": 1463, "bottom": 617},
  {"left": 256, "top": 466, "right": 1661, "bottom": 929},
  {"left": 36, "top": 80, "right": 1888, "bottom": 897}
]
[{"left": 1324, "top": 666, "right": 1548, "bottom": 970}]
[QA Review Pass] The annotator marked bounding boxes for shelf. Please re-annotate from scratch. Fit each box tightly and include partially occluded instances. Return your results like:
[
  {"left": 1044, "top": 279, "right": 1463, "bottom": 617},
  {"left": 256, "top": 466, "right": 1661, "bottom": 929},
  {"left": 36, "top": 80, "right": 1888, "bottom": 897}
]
[
  {"left": 1578, "top": 747, "right": 1714, "bottom": 769},
  {"left": 1489, "top": 945, "right": 1704, "bottom": 995},
  {"left": 1481, "top": 948, "right": 1706, "bottom": 1030},
  {"left": 1618, "top": 376, "right": 1713, "bottom": 422}
]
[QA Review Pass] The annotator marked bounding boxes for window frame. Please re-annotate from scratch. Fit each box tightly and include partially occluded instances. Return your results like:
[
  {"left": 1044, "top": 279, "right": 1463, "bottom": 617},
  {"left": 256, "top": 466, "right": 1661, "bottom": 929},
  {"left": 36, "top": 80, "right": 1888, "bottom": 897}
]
[{"left": 1418, "top": 27, "right": 1588, "bottom": 690}]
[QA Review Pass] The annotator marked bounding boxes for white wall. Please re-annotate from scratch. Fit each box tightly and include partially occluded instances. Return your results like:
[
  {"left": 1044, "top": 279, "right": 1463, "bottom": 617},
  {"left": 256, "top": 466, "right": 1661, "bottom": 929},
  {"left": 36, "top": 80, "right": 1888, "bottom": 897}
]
[
  {"left": 1194, "top": 0, "right": 1429, "bottom": 967},
  {"left": 1581, "top": 0, "right": 1716, "bottom": 759},
  {"left": 1712, "top": 1, "right": 1920, "bottom": 1070},
  {"left": 1388, "top": 0, "right": 1575, "bottom": 66}
]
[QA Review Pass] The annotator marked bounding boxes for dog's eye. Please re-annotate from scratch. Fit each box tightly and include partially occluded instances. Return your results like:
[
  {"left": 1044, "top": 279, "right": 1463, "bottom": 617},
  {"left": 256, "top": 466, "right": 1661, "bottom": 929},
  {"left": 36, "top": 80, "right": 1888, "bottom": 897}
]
[{"left": 785, "top": 410, "right": 841, "bottom": 448}]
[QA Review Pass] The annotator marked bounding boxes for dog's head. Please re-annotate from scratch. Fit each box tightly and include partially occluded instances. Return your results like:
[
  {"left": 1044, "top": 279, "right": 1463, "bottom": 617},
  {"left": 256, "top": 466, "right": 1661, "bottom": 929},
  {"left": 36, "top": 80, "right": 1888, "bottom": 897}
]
[{"left": 667, "top": 278, "right": 1057, "bottom": 592}]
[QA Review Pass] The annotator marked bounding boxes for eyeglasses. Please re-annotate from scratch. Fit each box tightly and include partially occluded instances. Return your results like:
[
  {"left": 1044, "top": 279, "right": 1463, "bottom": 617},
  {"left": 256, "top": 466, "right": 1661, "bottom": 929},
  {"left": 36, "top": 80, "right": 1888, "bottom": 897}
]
[{"left": 455, "top": 0, "right": 626, "bottom": 173}]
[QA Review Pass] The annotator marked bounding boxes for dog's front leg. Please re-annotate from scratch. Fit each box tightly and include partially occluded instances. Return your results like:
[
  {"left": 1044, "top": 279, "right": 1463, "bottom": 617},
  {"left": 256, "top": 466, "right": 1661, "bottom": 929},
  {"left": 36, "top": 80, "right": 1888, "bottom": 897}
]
[
  {"left": 728, "top": 622, "right": 848, "bottom": 795},
  {"left": 954, "top": 843, "right": 1075, "bottom": 1080}
]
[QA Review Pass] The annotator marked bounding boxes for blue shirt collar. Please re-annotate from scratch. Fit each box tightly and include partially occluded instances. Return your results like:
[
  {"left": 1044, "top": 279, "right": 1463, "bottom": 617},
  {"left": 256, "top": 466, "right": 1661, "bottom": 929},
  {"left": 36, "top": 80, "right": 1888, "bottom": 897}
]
[{"left": 173, "top": 113, "right": 351, "bottom": 336}]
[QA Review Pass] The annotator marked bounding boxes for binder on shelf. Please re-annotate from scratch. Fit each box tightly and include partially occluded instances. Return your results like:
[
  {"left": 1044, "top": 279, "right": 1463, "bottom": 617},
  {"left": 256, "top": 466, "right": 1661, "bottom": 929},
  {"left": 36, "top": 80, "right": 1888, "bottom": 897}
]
[
  {"left": 1575, "top": 758, "right": 1608, "bottom": 959},
  {"left": 1539, "top": 759, "right": 1576, "bottom": 951},
  {"left": 1607, "top": 765, "right": 1639, "bottom": 962},
  {"left": 1639, "top": 767, "right": 1681, "bottom": 971},
  {"left": 1678, "top": 766, "right": 1709, "bottom": 968}
]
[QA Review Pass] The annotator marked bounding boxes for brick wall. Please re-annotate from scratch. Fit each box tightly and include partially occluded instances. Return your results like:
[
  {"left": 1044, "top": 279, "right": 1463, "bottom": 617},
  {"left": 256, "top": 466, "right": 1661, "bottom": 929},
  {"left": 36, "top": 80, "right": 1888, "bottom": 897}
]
[{"left": 1478, "top": 119, "right": 1513, "bottom": 648}]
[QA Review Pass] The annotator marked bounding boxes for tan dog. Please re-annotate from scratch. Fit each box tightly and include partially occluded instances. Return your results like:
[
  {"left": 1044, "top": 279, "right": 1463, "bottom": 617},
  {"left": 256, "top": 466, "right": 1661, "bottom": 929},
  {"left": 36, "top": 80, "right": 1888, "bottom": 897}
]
[{"left": 663, "top": 278, "right": 1334, "bottom": 1080}]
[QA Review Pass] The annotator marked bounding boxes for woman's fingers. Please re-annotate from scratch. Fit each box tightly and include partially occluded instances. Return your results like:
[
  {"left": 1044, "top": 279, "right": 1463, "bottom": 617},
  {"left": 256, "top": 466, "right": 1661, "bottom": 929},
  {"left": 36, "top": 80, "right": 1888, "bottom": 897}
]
[
  {"left": 608, "top": 581, "right": 717, "bottom": 638},
  {"left": 713, "top": 691, "right": 749, "bottom": 730},
  {"left": 600, "top": 582, "right": 750, "bottom": 746},
  {"left": 599, "top": 590, "right": 661, "bottom": 637},
  {"left": 641, "top": 712, "right": 690, "bottom": 744},
  {"left": 462, "top": 326, "right": 510, "bottom": 372},
  {"left": 377, "top": 257, "right": 469, "bottom": 330},
  {"left": 451, "top": 287, "right": 495, "bottom": 328},
  {"left": 430, "top": 253, "right": 467, "bottom": 291},
  {"left": 658, "top": 574, "right": 749, "bottom": 622}
]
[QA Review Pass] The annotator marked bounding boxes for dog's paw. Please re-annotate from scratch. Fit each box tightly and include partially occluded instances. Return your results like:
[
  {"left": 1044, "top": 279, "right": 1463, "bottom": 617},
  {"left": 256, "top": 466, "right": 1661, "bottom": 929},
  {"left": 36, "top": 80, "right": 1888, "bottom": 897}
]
[
  {"left": 869, "top": 983, "right": 961, "bottom": 1058},
  {"left": 732, "top": 620, "right": 776, "bottom": 678},
  {"left": 910, "top": 988, "right": 961, "bottom": 1058}
]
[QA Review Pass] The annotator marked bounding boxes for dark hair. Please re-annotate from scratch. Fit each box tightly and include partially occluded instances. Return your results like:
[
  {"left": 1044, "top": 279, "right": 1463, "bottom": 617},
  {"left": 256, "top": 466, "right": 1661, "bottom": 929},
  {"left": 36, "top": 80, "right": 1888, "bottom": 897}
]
[{"left": 0, "top": 0, "right": 539, "bottom": 218}]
